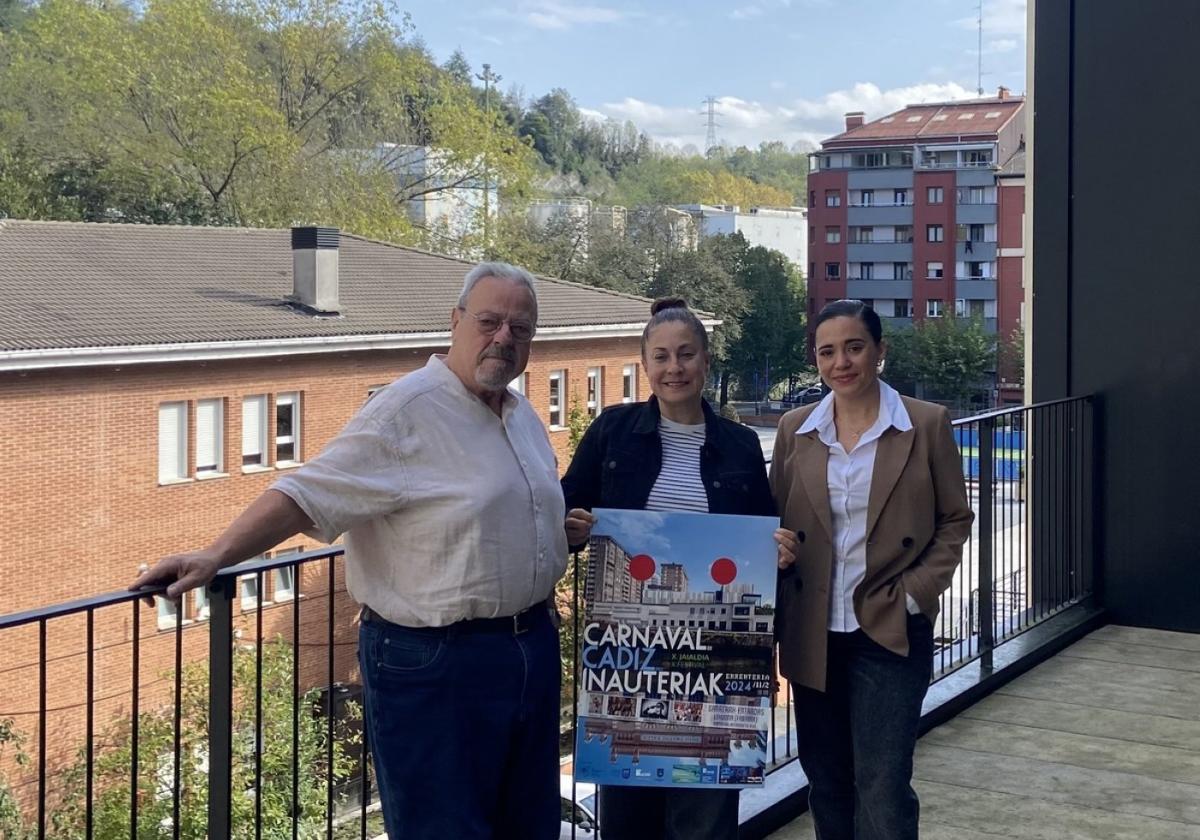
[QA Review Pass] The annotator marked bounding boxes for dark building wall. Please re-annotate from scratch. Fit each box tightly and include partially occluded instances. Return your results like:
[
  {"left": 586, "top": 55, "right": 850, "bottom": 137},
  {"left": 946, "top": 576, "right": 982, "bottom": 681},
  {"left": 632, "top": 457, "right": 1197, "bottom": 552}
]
[{"left": 1034, "top": 0, "right": 1200, "bottom": 630}]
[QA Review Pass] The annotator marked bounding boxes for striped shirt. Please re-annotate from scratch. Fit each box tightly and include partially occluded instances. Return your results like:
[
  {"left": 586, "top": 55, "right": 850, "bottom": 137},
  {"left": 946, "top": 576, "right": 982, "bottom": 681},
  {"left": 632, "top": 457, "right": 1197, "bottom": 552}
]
[{"left": 645, "top": 417, "right": 709, "bottom": 513}]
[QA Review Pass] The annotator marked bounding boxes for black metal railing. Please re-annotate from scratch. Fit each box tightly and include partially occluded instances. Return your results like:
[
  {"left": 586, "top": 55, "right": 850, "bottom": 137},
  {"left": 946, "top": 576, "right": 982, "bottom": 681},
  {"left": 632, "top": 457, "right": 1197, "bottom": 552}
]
[{"left": 0, "top": 397, "right": 1095, "bottom": 838}]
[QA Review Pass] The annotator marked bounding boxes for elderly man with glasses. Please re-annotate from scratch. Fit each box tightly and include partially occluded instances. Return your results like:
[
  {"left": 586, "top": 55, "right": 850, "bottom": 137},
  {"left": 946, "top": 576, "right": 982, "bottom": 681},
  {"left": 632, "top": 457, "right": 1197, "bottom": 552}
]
[{"left": 132, "top": 262, "right": 568, "bottom": 840}]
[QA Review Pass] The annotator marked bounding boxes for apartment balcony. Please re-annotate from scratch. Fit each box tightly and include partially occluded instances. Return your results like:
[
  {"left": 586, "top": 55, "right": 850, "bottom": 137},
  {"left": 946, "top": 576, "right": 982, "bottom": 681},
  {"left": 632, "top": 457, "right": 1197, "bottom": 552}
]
[
  {"left": 3, "top": 398, "right": 1151, "bottom": 840},
  {"left": 955, "top": 202, "right": 999, "bottom": 226},
  {"left": 847, "top": 241, "right": 913, "bottom": 262},
  {"left": 955, "top": 279, "right": 998, "bottom": 299},
  {"left": 847, "top": 278, "right": 913, "bottom": 299},
  {"left": 847, "top": 203, "right": 914, "bottom": 226},
  {"left": 957, "top": 240, "right": 997, "bottom": 262},
  {"left": 846, "top": 169, "right": 915, "bottom": 190}
]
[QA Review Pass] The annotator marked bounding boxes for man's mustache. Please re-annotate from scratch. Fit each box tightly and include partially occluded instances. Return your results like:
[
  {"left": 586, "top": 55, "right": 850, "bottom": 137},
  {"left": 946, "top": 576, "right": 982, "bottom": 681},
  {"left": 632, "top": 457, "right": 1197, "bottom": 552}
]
[{"left": 480, "top": 346, "right": 516, "bottom": 363}]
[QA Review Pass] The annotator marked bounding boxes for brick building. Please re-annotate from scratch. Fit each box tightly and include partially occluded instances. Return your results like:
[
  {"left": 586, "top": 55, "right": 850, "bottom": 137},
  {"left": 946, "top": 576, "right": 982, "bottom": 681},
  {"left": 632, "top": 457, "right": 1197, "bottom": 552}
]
[
  {"left": 806, "top": 89, "right": 1027, "bottom": 402},
  {"left": 0, "top": 219, "right": 672, "bottom": 811}
]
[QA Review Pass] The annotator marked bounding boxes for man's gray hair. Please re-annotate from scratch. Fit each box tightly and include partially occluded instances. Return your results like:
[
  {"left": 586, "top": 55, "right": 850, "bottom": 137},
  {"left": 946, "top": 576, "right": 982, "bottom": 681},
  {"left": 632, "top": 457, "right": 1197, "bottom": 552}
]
[{"left": 457, "top": 262, "right": 539, "bottom": 311}]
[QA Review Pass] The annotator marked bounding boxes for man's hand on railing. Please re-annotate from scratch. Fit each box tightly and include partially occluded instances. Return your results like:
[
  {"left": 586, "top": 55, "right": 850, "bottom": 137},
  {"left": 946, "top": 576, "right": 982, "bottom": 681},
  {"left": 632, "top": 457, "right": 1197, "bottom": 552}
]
[
  {"left": 128, "top": 489, "right": 314, "bottom": 606},
  {"left": 131, "top": 550, "right": 224, "bottom": 606}
]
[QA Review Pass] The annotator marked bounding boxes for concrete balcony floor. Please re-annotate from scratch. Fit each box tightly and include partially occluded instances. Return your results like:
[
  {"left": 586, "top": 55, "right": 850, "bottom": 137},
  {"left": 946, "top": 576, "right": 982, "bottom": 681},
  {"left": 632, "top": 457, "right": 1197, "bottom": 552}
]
[{"left": 768, "top": 625, "right": 1200, "bottom": 839}]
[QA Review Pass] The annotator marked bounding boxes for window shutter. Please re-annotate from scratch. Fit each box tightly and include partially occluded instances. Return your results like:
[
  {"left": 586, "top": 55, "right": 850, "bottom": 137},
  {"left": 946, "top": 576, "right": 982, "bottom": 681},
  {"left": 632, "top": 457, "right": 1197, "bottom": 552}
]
[
  {"left": 196, "top": 399, "right": 220, "bottom": 472},
  {"left": 242, "top": 396, "right": 264, "bottom": 462},
  {"left": 158, "top": 402, "right": 186, "bottom": 483}
]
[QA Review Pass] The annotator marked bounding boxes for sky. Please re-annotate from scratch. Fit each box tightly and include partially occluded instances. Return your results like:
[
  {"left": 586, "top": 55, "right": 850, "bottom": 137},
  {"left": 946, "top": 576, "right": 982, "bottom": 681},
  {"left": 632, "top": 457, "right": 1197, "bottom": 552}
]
[
  {"left": 398, "top": 0, "right": 1027, "bottom": 150},
  {"left": 592, "top": 508, "right": 780, "bottom": 604}
]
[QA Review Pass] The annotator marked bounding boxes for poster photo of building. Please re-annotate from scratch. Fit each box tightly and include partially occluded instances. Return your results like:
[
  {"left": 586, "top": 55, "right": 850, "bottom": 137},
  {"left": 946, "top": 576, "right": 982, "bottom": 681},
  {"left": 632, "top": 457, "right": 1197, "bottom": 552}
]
[{"left": 574, "top": 508, "right": 780, "bottom": 789}]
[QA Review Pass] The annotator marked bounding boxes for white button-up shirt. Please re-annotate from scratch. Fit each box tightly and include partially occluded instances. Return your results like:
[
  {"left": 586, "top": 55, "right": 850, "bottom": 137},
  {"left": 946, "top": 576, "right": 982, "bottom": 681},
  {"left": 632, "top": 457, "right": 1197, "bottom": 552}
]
[
  {"left": 273, "top": 355, "right": 568, "bottom": 627},
  {"left": 799, "top": 380, "right": 915, "bottom": 632}
]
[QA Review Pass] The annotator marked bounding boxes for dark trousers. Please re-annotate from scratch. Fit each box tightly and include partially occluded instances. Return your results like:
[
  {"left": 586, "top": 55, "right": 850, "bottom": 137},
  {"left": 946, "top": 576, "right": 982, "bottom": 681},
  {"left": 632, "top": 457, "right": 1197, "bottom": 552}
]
[
  {"left": 597, "top": 785, "right": 740, "bottom": 840},
  {"left": 791, "top": 614, "right": 934, "bottom": 840},
  {"left": 358, "top": 608, "right": 561, "bottom": 840}
]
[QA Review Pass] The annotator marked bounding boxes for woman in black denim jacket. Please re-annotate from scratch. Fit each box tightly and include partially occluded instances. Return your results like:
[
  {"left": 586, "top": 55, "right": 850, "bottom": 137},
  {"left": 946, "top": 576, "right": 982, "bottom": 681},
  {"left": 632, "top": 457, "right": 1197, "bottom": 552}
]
[{"left": 560, "top": 298, "right": 796, "bottom": 840}]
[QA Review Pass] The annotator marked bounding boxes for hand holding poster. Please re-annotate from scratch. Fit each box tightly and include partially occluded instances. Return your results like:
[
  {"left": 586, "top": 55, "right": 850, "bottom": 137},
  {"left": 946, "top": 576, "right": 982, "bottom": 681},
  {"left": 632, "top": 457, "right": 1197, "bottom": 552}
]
[{"left": 574, "top": 509, "right": 780, "bottom": 789}]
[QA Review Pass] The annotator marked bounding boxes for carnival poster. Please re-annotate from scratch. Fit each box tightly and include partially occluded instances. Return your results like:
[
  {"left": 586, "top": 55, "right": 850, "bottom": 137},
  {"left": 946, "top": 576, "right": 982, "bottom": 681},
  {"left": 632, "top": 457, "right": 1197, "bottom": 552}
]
[{"left": 573, "top": 508, "right": 780, "bottom": 789}]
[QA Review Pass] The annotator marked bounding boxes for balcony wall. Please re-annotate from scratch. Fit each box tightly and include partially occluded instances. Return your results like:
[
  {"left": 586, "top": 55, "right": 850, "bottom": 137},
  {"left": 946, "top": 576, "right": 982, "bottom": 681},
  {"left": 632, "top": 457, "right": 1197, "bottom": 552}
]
[
  {"left": 955, "top": 203, "right": 998, "bottom": 225},
  {"left": 847, "top": 242, "right": 913, "bottom": 262},
  {"left": 847, "top": 169, "right": 914, "bottom": 190},
  {"left": 955, "top": 279, "right": 997, "bottom": 299},
  {"left": 847, "top": 205, "right": 914, "bottom": 226},
  {"left": 956, "top": 241, "right": 997, "bottom": 262},
  {"left": 954, "top": 168, "right": 998, "bottom": 187},
  {"left": 847, "top": 279, "right": 913, "bottom": 299}
]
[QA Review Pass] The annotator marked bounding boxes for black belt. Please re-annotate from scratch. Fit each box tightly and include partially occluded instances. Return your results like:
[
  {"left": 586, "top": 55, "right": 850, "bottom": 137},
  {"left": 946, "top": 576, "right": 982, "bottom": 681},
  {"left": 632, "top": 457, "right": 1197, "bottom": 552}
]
[{"left": 361, "top": 604, "right": 544, "bottom": 636}]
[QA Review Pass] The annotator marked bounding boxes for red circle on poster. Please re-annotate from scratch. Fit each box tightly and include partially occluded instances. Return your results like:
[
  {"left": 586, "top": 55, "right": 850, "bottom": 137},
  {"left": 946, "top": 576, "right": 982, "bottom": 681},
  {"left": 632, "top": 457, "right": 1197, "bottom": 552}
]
[
  {"left": 629, "top": 554, "right": 656, "bottom": 581},
  {"left": 711, "top": 557, "right": 737, "bottom": 586}
]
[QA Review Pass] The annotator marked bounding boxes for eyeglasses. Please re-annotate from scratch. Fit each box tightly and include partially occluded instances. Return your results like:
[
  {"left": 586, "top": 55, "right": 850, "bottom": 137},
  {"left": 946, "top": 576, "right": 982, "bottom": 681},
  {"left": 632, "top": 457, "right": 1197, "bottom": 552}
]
[{"left": 459, "top": 308, "right": 537, "bottom": 343}]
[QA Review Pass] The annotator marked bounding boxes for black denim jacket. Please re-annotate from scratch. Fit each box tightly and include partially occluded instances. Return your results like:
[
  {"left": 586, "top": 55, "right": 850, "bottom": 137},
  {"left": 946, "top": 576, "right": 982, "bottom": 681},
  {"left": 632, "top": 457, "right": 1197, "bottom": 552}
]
[{"left": 560, "top": 397, "right": 776, "bottom": 544}]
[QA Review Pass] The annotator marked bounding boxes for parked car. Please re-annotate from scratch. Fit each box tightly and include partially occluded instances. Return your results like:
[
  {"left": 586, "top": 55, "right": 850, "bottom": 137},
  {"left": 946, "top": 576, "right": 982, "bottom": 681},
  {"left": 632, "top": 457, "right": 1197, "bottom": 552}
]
[
  {"left": 784, "top": 386, "right": 825, "bottom": 405},
  {"left": 560, "top": 776, "right": 599, "bottom": 839}
]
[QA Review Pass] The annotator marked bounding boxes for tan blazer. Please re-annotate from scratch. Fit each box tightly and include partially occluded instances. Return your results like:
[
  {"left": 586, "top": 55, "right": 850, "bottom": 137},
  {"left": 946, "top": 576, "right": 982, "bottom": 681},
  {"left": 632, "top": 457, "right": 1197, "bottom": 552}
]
[{"left": 770, "top": 395, "right": 973, "bottom": 692}]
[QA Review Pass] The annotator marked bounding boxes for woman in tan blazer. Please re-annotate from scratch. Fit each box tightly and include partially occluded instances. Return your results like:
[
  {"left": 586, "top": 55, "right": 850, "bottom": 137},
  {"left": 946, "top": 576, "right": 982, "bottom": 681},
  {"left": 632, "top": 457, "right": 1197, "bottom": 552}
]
[{"left": 771, "top": 300, "right": 973, "bottom": 840}]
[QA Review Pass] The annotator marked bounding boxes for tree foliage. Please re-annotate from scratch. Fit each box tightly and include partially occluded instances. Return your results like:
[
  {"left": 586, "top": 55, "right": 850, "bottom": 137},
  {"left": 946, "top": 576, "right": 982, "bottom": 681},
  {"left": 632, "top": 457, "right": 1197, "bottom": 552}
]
[
  {"left": 0, "top": 0, "right": 534, "bottom": 239},
  {"left": 0, "top": 641, "right": 360, "bottom": 839},
  {"left": 886, "top": 316, "right": 997, "bottom": 402}
]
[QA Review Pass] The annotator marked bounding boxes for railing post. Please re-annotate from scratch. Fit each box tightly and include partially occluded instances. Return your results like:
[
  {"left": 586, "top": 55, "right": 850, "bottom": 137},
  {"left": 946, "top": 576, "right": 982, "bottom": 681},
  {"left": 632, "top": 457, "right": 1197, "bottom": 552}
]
[
  {"left": 978, "top": 416, "right": 995, "bottom": 674},
  {"left": 207, "top": 576, "right": 235, "bottom": 840}
]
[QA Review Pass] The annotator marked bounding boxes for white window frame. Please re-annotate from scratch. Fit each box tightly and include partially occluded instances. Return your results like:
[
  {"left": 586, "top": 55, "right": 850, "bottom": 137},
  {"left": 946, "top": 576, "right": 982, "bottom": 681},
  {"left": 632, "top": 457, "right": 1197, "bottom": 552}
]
[
  {"left": 824, "top": 227, "right": 841, "bottom": 244},
  {"left": 927, "top": 299, "right": 944, "bottom": 318},
  {"left": 824, "top": 190, "right": 841, "bottom": 208},
  {"left": 927, "top": 261, "right": 944, "bottom": 279},
  {"left": 156, "top": 596, "right": 184, "bottom": 630},
  {"left": 927, "top": 225, "right": 944, "bottom": 243},
  {"left": 242, "top": 395, "right": 268, "bottom": 471},
  {"left": 239, "top": 573, "right": 265, "bottom": 611},
  {"left": 275, "top": 392, "right": 301, "bottom": 466},
  {"left": 586, "top": 367, "right": 602, "bottom": 418},
  {"left": 158, "top": 401, "right": 188, "bottom": 485},
  {"left": 272, "top": 547, "right": 300, "bottom": 601},
  {"left": 955, "top": 298, "right": 968, "bottom": 317},
  {"left": 195, "top": 398, "right": 224, "bottom": 477},
  {"left": 549, "top": 371, "right": 565, "bottom": 428},
  {"left": 927, "top": 186, "right": 944, "bottom": 204},
  {"left": 192, "top": 587, "right": 210, "bottom": 622},
  {"left": 622, "top": 364, "right": 638, "bottom": 403}
]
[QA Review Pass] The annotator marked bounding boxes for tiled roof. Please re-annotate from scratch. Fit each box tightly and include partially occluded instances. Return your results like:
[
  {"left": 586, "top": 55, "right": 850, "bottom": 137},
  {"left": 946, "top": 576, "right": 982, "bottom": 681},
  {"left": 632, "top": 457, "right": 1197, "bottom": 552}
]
[
  {"left": 822, "top": 98, "right": 1024, "bottom": 147},
  {"left": 0, "top": 220, "right": 658, "bottom": 353}
]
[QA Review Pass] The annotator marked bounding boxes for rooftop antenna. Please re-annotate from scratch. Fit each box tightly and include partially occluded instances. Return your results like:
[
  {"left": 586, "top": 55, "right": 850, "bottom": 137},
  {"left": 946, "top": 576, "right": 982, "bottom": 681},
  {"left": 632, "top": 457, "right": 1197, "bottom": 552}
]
[
  {"left": 702, "top": 96, "right": 721, "bottom": 153},
  {"left": 977, "top": 0, "right": 985, "bottom": 95}
]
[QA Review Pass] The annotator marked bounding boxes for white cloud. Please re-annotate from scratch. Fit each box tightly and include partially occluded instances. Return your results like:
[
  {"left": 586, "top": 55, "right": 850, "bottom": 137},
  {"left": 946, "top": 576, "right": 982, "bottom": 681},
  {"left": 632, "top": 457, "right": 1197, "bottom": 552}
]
[
  {"left": 769, "top": 80, "right": 787, "bottom": 91},
  {"left": 984, "top": 38, "right": 1019, "bottom": 54},
  {"left": 591, "top": 81, "right": 980, "bottom": 150},
  {"left": 730, "top": 5, "right": 764, "bottom": 20},
  {"left": 489, "top": 1, "right": 630, "bottom": 31}
]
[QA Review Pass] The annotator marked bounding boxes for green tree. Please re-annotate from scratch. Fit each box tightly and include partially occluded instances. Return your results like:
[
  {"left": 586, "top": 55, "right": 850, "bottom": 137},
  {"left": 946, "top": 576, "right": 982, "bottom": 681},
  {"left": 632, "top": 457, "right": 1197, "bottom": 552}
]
[
  {"left": 48, "top": 640, "right": 359, "bottom": 839},
  {"left": 885, "top": 316, "right": 996, "bottom": 402},
  {"left": 723, "top": 244, "right": 808, "bottom": 400},
  {"left": 998, "top": 324, "right": 1025, "bottom": 387},
  {"left": 0, "top": 0, "right": 534, "bottom": 239},
  {"left": 0, "top": 718, "right": 31, "bottom": 839}
]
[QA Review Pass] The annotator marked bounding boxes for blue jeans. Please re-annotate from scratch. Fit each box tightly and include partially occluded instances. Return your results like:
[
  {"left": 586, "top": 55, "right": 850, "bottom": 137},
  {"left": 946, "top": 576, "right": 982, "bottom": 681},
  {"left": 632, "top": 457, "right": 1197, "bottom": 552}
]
[
  {"left": 358, "top": 608, "right": 561, "bottom": 840},
  {"left": 791, "top": 613, "right": 934, "bottom": 840},
  {"left": 597, "top": 785, "right": 740, "bottom": 840}
]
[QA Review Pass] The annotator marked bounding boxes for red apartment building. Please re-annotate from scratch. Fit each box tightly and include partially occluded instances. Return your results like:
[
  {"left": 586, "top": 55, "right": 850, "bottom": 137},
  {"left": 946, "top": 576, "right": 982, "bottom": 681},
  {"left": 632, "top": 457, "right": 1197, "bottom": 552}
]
[
  {"left": 807, "top": 89, "right": 1027, "bottom": 403},
  {"left": 0, "top": 219, "right": 663, "bottom": 809}
]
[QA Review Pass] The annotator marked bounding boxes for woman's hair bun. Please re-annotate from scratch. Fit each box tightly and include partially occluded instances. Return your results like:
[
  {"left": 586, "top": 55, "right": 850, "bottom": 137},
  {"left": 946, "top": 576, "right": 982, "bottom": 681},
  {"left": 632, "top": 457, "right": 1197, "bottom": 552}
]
[{"left": 650, "top": 297, "right": 689, "bottom": 316}]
